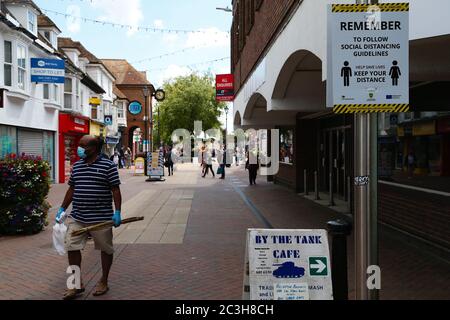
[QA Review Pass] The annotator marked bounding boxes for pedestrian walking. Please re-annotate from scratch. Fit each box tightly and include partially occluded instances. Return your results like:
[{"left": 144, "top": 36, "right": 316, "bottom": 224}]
[
  {"left": 56, "top": 135, "right": 122, "bottom": 300},
  {"left": 407, "top": 151, "right": 416, "bottom": 179},
  {"left": 246, "top": 149, "right": 259, "bottom": 185},
  {"left": 124, "top": 147, "right": 132, "bottom": 169},
  {"left": 119, "top": 148, "right": 125, "bottom": 169},
  {"left": 218, "top": 145, "right": 226, "bottom": 180},
  {"left": 202, "top": 145, "right": 215, "bottom": 178},
  {"left": 165, "top": 146, "right": 174, "bottom": 176},
  {"left": 200, "top": 144, "right": 207, "bottom": 176},
  {"left": 112, "top": 151, "right": 120, "bottom": 168}
]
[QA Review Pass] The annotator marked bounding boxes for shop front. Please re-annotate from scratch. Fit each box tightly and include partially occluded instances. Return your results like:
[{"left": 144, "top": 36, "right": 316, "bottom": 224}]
[
  {"left": 398, "top": 120, "right": 440, "bottom": 176},
  {"left": 0, "top": 124, "right": 56, "bottom": 181},
  {"left": 58, "top": 113, "right": 90, "bottom": 183},
  {"left": 90, "top": 120, "right": 105, "bottom": 139},
  {"left": 437, "top": 117, "right": 450, "bottom": 176}
]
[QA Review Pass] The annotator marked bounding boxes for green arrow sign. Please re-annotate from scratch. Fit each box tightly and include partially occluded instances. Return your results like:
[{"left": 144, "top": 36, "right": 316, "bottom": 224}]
[{"left": 309, "top": 257, "right": 328, "bottom": 276}]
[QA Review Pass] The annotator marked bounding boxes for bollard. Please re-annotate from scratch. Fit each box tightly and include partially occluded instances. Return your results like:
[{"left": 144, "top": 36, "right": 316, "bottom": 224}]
[
  {"left": 327, "top": 219, "right": 352, "bottom": 301},
  {"left": 304, "top": 169, "right": 309, "bottom": 196},
  {"left": 329, "top": 172, "right": 335, "bottom": 206},
  {"left": 314, "top": 171, "right": 320, "bottom": 200}
]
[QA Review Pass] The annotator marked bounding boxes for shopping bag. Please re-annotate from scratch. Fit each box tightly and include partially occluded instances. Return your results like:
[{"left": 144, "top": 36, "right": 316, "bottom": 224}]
[
  {"left": 217, "top": 167, "right": 224, "bottom": 175},
  {"left": 53, "top": 223, "right": 67, "bottom": 256}
]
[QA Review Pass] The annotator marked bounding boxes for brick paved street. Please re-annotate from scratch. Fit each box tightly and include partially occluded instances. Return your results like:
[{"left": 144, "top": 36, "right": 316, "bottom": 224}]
[{"left": 0, "top": 163, "right": 449, "bottom": 300}]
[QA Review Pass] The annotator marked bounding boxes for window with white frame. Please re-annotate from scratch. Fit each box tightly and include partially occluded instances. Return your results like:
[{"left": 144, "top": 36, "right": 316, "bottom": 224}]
[
  {"left": 4, "top": 41, "right": 12, "bottom": 87},
  {"left": 17, "top": 44, "right": 27, "bottom": 90},
  {"left": 64, "top": 78, "right": 73, "bottom": 109},
  {"left": 43, "top": 84, "right": 50, "bottom": 100},
  {"left": 28, "top": 11, "right": 37, "bottom": 34},
  {"left": 76, "top": 79, "right": 80, "bottom": 111},
  {"left": 43, "top": 84, "right": 60, "bottom": 104},
  {"left": 117, "top": 101, "right": 124, "bottom": 118},
  {"left": 53, "top": 84, "right": 59, "bottom": 103}
]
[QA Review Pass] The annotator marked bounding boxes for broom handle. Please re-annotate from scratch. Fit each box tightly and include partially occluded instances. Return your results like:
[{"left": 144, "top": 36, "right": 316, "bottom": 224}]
[{"left": 71, "top": 217, "right": 144, "bottom": 236}]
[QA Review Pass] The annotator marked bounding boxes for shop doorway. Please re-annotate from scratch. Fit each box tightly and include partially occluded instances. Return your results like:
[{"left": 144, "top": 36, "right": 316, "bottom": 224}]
[{"left": 320, "top": 126, "right": 351, "bottom": 201}]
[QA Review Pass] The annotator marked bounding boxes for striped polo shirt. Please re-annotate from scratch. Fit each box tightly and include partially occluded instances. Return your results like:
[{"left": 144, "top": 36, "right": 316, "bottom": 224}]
[{"left": 68, "top": 156, "right": 121, "bottom": 224}]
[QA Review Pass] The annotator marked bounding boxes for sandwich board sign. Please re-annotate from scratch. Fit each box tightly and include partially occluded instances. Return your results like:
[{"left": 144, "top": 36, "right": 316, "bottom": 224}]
[
  {"left": 327, "top": 3, "right": 409, "bottom": 113},
  {"left": 147, "top": 151, "right": 164, "bottom": 178},
  {"left": 244, "top": 229, "right": 333, "bottom": 300}
]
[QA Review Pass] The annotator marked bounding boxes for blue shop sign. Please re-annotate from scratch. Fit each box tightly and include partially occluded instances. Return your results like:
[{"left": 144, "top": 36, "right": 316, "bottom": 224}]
[
  {"left": 31, "top": 58, "right": 65, "bottom": 84},
  {"left": 129, "top": 101, "right": 142, "bottom": 115}
]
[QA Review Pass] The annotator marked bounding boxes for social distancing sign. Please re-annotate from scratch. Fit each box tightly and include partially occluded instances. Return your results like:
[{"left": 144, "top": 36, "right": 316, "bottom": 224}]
[
  {"left": 244, "top": 229, "right": 333, "bottom": 301},
  {"left": 327, "top": 3, "right": 409, "bottom": 113}
]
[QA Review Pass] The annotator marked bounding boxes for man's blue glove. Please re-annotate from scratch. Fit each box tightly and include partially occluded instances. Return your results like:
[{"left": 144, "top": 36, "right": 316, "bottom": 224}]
[
  {"left": 56, "top": 207, "right": 66, "bottom": 224},
  {"left": 112, "top": 210, "right": 122, "bottom": 227}
]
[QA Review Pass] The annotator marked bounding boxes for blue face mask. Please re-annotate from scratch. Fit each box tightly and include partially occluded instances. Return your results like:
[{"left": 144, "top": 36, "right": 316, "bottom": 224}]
[{"left": 77, "top": 147, "right": 87, "bottom": 159}]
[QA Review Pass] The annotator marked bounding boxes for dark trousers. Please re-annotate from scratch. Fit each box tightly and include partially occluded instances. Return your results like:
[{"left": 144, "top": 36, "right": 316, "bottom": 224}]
[
  {"left": 203, "top": 165, "right": 215, "bottom": 177},
  {"left": 220, "top": 164, "right": 226, "bottom": 179},
  {"left": 168, "top": 163, "right": 174, "bottom": 176},
  {"left": 248, "top": 165, "right": 258, "bottom": 185}
]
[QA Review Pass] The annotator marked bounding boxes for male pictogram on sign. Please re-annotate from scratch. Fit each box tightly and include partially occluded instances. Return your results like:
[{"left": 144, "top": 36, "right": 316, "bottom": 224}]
[
  {"left": 389, "top": 61, "right": 401, "bottom": 86},
  {"left": 341, "top": 61, "right": 352, "bottom": 87}
]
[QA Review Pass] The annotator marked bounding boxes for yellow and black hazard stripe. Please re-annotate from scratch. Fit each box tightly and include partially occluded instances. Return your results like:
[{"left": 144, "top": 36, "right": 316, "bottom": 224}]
[
  {"left": 332, "top": 3, "right": 409, "bottom": 13},
  {"left": 333, "top": 104, "right": 410, "bottom": 114}
]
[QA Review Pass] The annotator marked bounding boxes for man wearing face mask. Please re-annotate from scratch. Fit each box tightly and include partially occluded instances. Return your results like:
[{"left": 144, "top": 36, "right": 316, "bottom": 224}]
[{"left": 56, "top": 135, "right": 122, "bottom": 300}]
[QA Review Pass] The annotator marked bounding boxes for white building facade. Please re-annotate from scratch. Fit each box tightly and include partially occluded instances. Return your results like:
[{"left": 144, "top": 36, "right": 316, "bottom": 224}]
[{"left": 0, "top": 1, "right": 63, "bottom": 181}]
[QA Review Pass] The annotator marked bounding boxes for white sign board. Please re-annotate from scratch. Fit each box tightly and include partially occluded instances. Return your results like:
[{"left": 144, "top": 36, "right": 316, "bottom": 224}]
[
  {"left": 247, "top": 229, "right": 333, "bottom": 300},
  {"left": 327, "top": 3, "right": 409, "bottom": 113}
]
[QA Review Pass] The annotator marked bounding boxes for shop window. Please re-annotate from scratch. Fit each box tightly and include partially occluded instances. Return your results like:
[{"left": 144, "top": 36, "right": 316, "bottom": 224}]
[
  {"left": 91, "top": 105, "right": 98, "bottom": 120},
  {"left": 17, "top": 45, "right": 27, "bottom": 91},
  {"left": 64, "top": 78, "right": 73, "bottom": 109},
  {"left": 279, "top": 128, "right": 294, "bottom": 164},
  {"left": 4, "top": 41, "right": 12, "bottom": 87},
  {"left": 0, "top": 125, "right": 17, "bottom": 159}
]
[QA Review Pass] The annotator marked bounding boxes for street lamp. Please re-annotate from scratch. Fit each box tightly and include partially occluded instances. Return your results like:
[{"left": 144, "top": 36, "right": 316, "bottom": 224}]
[
  {"left": 142, "top": 86, "right": 151, "bottom": 153},
  {"left": 224, "top": 105, "right": 229, "bottom": 134},
  {"left": 216, "top": 6, "right": 232, "bottom": 12}
]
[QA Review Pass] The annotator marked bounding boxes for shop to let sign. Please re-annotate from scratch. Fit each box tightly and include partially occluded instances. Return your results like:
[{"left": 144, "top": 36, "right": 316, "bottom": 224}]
[
  {"left": 327, "top": 3, "right": 409, "bottom": 113},
  {"left": 31, "top": 58, "right": 65, "bottom": 84},
  {"left": 216, "top": 74, "right": 234, "bottom": 102},
  {"left": 245, "top": 229, "right": 333, "bottom": 301}
]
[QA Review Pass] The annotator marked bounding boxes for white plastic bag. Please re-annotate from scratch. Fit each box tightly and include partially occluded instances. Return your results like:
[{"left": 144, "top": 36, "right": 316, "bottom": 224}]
[{"left": 53, "top": 223, "right": 67, "bottom": 256}]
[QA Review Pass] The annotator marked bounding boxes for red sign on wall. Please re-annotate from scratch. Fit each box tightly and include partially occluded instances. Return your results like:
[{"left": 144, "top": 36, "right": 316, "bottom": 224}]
[{"left": 216, "top": 74, "right": 234, "bottom": 102}]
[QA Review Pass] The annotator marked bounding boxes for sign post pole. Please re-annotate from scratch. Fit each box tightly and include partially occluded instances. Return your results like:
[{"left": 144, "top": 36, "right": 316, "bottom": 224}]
[{"left": 354, "top": 0, "right": 378, "bottom": 301}]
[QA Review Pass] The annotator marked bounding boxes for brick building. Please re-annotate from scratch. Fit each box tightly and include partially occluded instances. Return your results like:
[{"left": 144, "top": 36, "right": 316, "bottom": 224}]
[
  {"left": 102, "top": 59, "right": 154, "bottom": 155},
  {"left": 231, "top": 0, "right": 450, "bottom": 249}
]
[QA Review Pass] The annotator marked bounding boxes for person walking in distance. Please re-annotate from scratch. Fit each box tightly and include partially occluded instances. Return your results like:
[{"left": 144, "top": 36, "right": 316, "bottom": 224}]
[
  {"left": 218, "top": 145, "right": 227, "bottom": 180},
  {"left": 124, "top": 147, "right": 132, "bottom": 169},
  {"left": 202, "top": 145, "right": 215, "bottom": 178},
  {"left": 165, "top": 146, "right": 174, "bottom": 176},
  {"left": 56, "top": 135, "right": 122, "bottom": 300},
  {"left": 246, "top": 148, "right": 259, "bottom": 186}
]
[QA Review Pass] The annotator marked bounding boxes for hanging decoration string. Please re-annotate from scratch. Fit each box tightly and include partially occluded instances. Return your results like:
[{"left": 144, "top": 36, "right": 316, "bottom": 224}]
[{"left": 41, "top": 8, "right": 230, "bottom": 35}]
